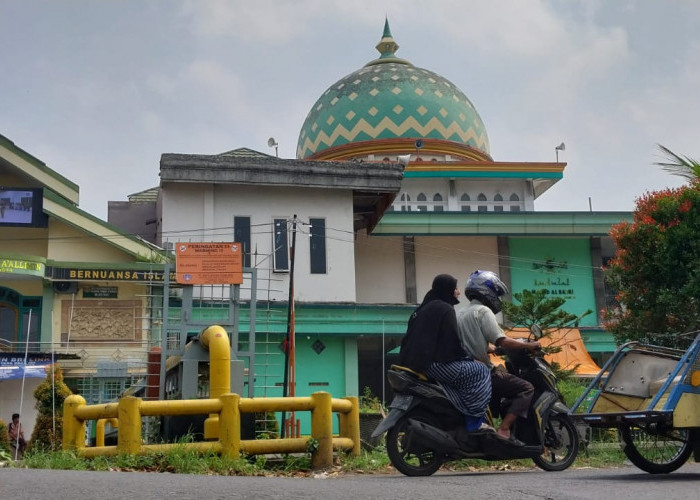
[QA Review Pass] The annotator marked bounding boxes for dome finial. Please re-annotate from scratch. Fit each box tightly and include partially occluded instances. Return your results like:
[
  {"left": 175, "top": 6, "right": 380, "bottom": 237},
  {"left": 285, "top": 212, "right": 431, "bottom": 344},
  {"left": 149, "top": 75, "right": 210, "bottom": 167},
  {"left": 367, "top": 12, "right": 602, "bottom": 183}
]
[{"left": 376, "top": 18, "right": 399, "bottom": 59}]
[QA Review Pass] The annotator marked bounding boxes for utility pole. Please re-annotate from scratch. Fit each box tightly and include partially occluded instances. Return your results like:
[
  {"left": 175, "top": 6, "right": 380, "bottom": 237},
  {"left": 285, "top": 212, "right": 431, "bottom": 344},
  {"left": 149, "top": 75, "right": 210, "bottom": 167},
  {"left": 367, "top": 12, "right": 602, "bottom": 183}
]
[{"left": 281, "top": 215, "right": 297, "bottom": 438}]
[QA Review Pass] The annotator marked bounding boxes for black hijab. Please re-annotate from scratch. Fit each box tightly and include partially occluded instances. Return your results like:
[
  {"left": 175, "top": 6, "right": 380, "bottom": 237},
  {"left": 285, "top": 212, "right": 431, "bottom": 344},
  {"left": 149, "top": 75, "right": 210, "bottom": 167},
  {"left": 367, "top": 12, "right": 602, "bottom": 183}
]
[{"left": 418, "top": 273, "right": 459, "bottom": 308}]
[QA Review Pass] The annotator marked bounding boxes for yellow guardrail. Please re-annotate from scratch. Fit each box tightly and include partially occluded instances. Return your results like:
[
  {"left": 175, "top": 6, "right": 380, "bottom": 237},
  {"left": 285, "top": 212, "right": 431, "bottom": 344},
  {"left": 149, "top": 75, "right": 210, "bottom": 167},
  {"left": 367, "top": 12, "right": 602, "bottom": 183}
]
[{"left": 63, "top": 392, "right": 360, "bottom": 469}]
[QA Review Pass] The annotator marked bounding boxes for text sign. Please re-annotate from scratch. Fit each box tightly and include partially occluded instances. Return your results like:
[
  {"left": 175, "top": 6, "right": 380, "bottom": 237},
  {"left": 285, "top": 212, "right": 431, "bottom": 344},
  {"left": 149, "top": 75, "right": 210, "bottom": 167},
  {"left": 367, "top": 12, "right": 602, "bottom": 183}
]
[{"left": 175, "top": 242, "right": 243, "bottom": 285}]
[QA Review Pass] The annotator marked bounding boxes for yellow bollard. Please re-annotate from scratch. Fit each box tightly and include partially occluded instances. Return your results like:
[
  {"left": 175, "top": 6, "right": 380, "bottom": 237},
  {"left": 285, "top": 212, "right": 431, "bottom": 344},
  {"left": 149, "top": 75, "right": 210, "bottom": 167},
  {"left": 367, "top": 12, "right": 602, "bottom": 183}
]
[
  {"left": 63, "top": 394, "right": 87, "bottom": 451},
  {"left": 96, "top": 418, "right": 119, "bottom": 447},
  {"left": 117, "top": 396, "right": 142, "bottom": 455},
  {"left": 340, "top": 396, "right": 361, "bottom": 456},
  {"left": 219, "top": 393, "right": 241, "bottom": 459},
  {"left": 310, "top": 391, "right": 333, "bottom": 470},
  {"left": 200, "top": 325, "right": 231, "bottom": 439}
]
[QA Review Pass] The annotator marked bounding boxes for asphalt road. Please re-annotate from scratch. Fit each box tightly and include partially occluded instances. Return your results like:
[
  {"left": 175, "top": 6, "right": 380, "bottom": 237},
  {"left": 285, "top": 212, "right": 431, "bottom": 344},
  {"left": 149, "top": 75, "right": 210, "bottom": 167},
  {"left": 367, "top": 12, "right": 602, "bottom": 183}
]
[{"left": 2, "top": 462, "right": 700, "bottom": 500}]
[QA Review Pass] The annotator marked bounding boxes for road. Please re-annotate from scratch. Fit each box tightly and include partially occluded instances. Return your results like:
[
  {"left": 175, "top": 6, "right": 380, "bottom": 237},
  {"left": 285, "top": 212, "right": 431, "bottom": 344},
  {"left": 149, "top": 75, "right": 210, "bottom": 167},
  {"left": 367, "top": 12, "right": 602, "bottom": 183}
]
[{"left": 2, "top": 462, "right": 700, "bottom": 499}]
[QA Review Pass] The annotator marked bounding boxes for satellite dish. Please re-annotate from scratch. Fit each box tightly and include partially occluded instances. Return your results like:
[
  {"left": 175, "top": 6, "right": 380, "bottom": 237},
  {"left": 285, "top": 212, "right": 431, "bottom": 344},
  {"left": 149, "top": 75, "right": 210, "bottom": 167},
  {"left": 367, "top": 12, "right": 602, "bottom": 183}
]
[
  {"left": 268, "top": 137, "right": 278, "bottom": 148},
  {"left": 555, "top": 142, "right": 565, "bottom": 151}
]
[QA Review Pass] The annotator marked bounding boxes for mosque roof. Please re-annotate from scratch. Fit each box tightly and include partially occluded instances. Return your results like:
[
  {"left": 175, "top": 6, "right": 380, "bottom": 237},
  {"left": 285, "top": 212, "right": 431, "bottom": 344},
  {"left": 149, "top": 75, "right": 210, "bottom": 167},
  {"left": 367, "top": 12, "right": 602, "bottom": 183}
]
[{"left": 297, "top": 20, "right": 490, "bottom": 161}]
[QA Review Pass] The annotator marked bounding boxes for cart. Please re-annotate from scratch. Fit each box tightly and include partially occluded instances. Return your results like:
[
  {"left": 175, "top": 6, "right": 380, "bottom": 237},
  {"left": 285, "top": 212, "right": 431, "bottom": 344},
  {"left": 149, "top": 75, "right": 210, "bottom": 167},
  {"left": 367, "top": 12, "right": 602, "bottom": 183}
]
[{"left": 570, "top": 331, "right": 700, "bottom": 473}]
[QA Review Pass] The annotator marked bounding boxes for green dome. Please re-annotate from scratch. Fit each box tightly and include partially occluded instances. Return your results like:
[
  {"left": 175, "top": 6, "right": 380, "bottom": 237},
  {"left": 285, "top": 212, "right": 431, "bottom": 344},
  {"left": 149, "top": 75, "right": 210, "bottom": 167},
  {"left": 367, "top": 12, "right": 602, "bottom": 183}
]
[{"left": 296, "top": 21, "right": 490, "bottom": 160}]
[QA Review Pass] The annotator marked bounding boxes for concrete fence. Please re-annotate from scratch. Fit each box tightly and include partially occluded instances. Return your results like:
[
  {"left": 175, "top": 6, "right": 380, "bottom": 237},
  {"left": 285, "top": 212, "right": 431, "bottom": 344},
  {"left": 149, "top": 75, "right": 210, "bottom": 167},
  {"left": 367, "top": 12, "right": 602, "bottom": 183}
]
[{"left": 63, "top": 392, "right": 360, "bottom": 469}]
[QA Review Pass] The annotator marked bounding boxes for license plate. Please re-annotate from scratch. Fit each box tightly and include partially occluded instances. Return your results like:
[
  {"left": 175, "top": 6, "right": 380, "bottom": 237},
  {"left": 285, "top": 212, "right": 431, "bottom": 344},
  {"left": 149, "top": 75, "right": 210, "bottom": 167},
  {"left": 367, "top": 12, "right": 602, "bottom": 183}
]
[{"left": 390, "top": 394, "right": 413, "bottom": 410}]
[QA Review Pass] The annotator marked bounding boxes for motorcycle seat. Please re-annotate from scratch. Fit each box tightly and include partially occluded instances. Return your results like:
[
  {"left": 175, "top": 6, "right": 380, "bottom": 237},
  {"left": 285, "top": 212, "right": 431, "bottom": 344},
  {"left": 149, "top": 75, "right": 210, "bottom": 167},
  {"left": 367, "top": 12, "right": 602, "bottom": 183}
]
[{"left": 390, "top": 364, "right": 429, "bottom": 381}]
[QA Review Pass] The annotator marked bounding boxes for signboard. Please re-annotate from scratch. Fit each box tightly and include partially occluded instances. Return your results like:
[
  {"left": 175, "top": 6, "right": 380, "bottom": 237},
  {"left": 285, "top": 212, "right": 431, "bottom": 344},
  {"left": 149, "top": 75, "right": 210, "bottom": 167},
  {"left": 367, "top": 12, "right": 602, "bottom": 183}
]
[
  {"left": 175, "top": 242, "right": 243, "bottom": 285},
  {"left": 0, "top": 258, "right": 45, "bottom": 278},
  {"left": 82, "top": 286, "right": 118, "bottom": 298},
  {"left": 47, "top": 267, "right": 177, "bottom": 282}
]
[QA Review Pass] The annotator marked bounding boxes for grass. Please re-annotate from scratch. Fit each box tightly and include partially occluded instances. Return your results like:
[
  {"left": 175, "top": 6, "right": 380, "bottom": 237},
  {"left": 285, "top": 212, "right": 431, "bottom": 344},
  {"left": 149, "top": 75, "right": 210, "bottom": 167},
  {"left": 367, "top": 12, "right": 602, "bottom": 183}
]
[{"left": 5, "top": 432, "right": 626, "bottom": 476}]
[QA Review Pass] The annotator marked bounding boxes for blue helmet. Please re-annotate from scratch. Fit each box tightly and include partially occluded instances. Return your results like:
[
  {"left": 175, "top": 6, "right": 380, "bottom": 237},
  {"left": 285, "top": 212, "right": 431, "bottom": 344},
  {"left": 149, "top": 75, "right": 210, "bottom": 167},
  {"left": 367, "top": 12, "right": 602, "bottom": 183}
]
[{"left": 465, "top": 270, "right": 509, "bottom": 313}]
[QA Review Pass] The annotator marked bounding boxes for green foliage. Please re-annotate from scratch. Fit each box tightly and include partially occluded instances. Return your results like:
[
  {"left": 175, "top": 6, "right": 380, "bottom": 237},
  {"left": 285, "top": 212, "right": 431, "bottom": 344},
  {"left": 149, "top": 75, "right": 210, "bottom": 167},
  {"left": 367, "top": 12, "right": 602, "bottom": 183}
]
[
  {"left": 0, "top": 418, "right": 10, "bottom": 453},
  {"left": 502, "top": 289, "right": 592, "bottom": 379},
  {"left": 502, "top": 289, "right": 591, "bottom": 332},
  {"left": 28, "top": 364, "right": 73, "bottom": 452},
  {"left": 359, "top": 386, "right": 385, "bottom": 414},
  {"left": 605, "top": 181, "right": 700, "bottom": 347},
  {"left": 255, "top": 411, "right": 279, "bottom": 439},
  {"left": 306, "top": 437, "right": 319, "bottom": 453}
]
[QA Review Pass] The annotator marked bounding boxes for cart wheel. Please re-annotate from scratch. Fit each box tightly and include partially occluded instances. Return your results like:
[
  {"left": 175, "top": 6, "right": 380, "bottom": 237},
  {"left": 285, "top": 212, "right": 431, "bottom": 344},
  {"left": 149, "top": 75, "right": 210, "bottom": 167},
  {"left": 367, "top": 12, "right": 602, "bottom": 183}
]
[
  {"left": 532, "top": 414, "right": 579, "bottom": 471},
  {"left": 619, "top": 424, "right": 692, "bottom": 474}
]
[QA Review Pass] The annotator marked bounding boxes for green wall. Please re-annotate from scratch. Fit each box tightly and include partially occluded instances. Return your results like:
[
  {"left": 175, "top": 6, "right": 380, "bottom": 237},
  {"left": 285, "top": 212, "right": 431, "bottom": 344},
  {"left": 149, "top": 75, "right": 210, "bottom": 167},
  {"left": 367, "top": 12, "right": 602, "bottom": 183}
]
[{"left": 508, "top": 237, "right": 597, "bottom": 327}]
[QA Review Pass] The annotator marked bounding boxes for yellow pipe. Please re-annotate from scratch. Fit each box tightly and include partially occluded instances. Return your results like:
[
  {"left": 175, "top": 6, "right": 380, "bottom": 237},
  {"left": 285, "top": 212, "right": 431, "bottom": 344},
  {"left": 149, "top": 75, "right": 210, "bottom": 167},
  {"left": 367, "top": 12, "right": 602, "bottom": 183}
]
[
  {"left": 340, "top": 396, "right": 360, "bottom": 456},
  {"left": 117, "top": 396, "right": 142, "bottom": 455},
  {"left": 140, "top": 399, "right": 223, "bottom": 416},
  {"left": 310, "top": 391, "right": 333, "bottom": 469},
  {"left": 63, "top": 394, "right": 87, "bottom": 451},
  {"left": 200, "top": 325, "right": 231, "bottom": 439},
  {"left": 241, "top": 437, "right": 309, "bottom": 455},
  {"left": 74, "top": 402, "right": 118, "bottom": 421},
  {"left": 95, "top": 418, "right": 119, "bottom": 447},
  {"left": 239, "top": 397, "right": 315, "bottom": 413},
  {"left": 219, "top": 393, "right": 241, "bottom": 458}
]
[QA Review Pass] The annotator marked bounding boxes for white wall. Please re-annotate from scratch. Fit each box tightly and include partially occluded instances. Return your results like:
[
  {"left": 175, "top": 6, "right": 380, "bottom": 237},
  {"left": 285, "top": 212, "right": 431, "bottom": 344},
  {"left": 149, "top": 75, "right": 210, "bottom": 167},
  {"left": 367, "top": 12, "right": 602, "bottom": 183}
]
[
  {"left": 414, "top": 235, "right": 500, "bottom": 311},
  {"left": 161, "top": 183, "right": 357, "bottom": 302},
  {"left": 355, "top": 233, "right": 406, "bottom": 304}
]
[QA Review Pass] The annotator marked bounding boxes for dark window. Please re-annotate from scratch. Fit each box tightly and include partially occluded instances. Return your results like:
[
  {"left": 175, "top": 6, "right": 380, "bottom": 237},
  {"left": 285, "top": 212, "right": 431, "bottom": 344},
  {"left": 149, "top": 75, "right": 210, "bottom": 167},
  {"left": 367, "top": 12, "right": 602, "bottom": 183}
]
[
  {"left": 233, "top": 216, "right": 251, "bottom": 268},
  {"left": 460, "top": 193, "right": 471, "bottom": 212},
  {"left": 273, "top": 218, "right": 289, "bottom": 272},
  {"left": 477, "top": 193, "right": 488, "bottom": 212},
  {"left": 417, "top": 193, "right": 427, "bottom": 212},
  {"left": 309, "top": 218, "right": 327, "bottom": 274},
  {"left": 510, "top": 193, "right": 520, "bottom": 212},
  {"left": 433, "top": 193, "right": 444, "bottom": 212}
]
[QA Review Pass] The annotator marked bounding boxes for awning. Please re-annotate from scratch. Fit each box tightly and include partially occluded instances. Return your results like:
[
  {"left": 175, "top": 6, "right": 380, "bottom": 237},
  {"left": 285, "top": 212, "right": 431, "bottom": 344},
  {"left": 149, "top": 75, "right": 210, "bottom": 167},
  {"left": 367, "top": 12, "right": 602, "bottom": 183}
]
[{"left": 0, "top": 364, "right": 49, "bottom": 380}]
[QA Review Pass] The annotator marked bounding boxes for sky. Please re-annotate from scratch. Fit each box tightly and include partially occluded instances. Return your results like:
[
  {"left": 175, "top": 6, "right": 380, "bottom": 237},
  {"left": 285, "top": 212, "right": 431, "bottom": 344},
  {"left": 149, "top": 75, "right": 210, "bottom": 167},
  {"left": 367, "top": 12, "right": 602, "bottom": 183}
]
[{"left": 2, "top": 0, "right": 699, "bottom": 220}]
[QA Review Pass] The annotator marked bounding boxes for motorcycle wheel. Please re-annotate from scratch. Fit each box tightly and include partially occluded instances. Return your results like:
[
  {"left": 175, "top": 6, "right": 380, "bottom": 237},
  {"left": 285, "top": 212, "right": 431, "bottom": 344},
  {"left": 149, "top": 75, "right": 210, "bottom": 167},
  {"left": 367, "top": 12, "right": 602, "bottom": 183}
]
[
  {"left": 619, "top": 424, "right": 692, "bottom": 474},
  {"left": 532, "top": 414, "right": 579, "bottom": 472},
  {"left": 386, "top": 410, "right": 444, "bottom": 476}
]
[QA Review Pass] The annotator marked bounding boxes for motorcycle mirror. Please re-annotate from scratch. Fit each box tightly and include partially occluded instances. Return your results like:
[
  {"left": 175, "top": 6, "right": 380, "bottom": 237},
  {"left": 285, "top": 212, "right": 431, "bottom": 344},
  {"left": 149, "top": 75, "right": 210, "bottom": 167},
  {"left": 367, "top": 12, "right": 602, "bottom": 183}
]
[{"left": 530, "top": 324, "right": 543, "bottom": 339}]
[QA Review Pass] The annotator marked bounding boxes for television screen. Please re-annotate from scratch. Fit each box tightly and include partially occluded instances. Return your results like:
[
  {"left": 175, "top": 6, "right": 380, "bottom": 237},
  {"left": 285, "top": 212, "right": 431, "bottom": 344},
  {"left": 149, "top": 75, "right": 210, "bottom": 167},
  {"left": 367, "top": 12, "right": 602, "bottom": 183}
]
[{"left": 0, "top": 187, "right": 47, "bottom": 227}]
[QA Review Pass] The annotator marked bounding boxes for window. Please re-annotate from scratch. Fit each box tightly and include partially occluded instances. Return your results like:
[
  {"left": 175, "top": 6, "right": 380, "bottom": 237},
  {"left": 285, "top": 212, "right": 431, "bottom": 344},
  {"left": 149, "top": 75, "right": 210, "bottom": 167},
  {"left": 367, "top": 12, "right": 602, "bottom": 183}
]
[
  {"left": 460, "top": 193, "right": 471, "bottom": 212},
  {"left": 510, "top": 193, "right": 521, "bottom": 212},
  {"left": 273, "top": 218, "right": 289, "bottom": 272},
  {"left": 400, "top": 193, "right": 411, "bottom": 212},
  {"left": 309, "top": 218, "right": 327, "bottom": 274},
  {"left": 417, "top": 193, "right": 428, "bottom": 212},
  {"left": 233, "top": 216, "right": 251, "bottom": 268},
  {"left": 433, "top": 193, "right": 444, "bottom": 212},
  {"left": 494, "top": 193, "right": 504, "bottom": 212},
  {"left": 477, "top": 193, "right": 488, "bottom": 212}
]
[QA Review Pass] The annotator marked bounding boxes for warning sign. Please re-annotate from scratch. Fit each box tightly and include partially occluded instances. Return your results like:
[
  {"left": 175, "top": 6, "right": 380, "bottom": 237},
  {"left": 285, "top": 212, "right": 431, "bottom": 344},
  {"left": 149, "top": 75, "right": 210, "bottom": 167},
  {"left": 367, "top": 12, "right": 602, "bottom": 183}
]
[{"left": 175, "top": 242, "right": 243, "bottom": 285}]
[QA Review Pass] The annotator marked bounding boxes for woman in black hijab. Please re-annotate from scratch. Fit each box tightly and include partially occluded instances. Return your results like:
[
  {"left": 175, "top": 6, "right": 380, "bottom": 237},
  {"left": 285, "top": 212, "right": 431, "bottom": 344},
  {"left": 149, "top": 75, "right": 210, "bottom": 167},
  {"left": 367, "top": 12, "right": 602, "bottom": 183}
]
[{"left": 399, "top": 274, "right": 492, "bottom": 428}]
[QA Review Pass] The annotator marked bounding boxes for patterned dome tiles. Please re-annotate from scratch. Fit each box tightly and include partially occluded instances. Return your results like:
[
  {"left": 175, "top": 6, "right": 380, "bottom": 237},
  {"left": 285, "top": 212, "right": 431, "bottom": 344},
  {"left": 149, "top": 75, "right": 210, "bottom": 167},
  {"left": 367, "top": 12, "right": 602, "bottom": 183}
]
[{"left": 297, "top": 61, "right": 490, "bottom": 159}]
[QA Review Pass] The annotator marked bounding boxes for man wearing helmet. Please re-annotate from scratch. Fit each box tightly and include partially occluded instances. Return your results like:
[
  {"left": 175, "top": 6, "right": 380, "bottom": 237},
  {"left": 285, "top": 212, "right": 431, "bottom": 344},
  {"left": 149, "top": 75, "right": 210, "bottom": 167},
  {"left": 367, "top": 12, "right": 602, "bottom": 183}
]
[{"left": 457, "top": 270, "right": 541, "bottom": 440}]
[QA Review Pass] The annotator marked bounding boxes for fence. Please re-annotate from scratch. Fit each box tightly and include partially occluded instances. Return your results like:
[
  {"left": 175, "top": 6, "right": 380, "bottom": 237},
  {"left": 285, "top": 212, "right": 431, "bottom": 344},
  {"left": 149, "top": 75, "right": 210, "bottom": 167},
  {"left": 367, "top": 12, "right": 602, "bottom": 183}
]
[{"left": 63, "top": 392, "right": 360, "bottom": 469}]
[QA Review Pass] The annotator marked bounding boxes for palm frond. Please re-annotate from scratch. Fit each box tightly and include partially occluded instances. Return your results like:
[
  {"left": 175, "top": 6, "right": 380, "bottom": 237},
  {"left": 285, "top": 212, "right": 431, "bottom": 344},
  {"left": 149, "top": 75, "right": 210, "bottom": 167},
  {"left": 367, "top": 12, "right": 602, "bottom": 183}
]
[{"left": 655, "top": 144, "right": 700, "bottom": 181}]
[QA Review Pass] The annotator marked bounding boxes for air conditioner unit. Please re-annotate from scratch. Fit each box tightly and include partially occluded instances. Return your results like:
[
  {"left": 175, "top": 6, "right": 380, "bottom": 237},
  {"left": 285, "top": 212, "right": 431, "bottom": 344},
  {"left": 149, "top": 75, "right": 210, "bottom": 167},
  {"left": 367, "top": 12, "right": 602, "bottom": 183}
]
[{"left": 54, "top": 281, "right": 78, "bottom": 294}]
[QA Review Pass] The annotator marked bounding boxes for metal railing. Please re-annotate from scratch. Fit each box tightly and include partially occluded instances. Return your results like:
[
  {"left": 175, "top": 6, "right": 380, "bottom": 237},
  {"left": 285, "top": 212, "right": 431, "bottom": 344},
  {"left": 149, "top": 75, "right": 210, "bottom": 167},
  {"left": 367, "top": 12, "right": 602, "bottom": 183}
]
[{"left": 64, "top": 391, "right": 360, "bottom": 470}]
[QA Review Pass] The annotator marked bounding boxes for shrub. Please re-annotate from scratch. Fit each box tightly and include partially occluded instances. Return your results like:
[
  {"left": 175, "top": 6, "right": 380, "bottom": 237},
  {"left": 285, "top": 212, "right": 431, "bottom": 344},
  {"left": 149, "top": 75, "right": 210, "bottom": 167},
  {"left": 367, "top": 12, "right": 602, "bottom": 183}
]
[{"left": 28, "top": 364, "right": 73, "bottom": 452}]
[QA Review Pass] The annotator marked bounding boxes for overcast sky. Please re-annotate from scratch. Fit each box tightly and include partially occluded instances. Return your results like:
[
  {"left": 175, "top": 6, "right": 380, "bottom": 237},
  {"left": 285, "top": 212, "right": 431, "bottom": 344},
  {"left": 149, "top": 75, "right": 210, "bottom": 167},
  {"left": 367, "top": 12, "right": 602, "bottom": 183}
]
[{"left": 2, "top": 1, "right": 698, "bottom": 220}]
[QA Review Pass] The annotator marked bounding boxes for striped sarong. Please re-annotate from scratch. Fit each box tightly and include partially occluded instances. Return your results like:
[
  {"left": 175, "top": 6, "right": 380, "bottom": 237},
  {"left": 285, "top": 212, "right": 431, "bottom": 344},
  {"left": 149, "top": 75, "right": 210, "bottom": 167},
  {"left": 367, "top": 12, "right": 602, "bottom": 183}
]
[{"left": 425, "top": 358, "right": 491, "bottom": 417}]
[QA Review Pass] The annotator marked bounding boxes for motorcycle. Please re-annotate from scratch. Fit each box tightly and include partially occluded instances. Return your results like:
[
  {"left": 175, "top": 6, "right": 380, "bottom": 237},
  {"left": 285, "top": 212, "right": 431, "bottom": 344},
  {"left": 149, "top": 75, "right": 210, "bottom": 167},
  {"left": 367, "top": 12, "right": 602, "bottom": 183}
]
[{"left": 371, "top": 325, "right": 580, "bottom": 476}]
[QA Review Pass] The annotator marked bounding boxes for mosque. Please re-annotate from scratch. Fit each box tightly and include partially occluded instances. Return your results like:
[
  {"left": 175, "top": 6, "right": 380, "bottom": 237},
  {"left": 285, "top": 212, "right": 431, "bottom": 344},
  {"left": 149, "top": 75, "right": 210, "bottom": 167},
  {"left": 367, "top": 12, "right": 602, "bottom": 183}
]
[{"left": 1, "top": 20, "right": 627, "bottom": 436}]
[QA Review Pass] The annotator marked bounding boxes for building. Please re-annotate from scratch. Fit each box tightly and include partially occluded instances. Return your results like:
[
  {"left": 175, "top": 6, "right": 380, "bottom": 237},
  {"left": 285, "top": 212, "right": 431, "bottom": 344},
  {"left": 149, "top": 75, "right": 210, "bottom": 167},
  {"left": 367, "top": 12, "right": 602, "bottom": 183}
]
[
  {"left": 0, "top": 134, "right": 167, "bottom": 437},
  {"left": 118, "top": 21, "right": 629, "bottom": 431}
]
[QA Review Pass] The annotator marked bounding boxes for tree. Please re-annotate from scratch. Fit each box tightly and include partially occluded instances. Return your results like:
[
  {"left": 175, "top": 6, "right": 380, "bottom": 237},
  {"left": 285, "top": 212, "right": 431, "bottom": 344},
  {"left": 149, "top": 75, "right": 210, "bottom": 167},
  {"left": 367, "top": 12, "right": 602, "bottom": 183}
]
[
  {"left": 27, "top": 364, "right": 73, "bottom": 452},
  {"left": 604, "top": 181, "right": 700, "bottom": 347},
  {"left": 502, "top": 289, "right": 592, "bottom": 378},
  {"left": 502, "top": 289, "right": 591, "bottom": 333},
  {"left": 655, "top": 144, "right": 700, "bottom": 181}
]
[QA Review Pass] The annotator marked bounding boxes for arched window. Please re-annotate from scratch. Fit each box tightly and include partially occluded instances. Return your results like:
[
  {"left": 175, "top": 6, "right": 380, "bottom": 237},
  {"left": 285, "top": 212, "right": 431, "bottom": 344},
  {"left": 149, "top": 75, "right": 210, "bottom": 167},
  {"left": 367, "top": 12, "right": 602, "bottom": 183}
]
[
  {"left": 460, "top": 193, "right": 471, "bottom": 212},
  {"left": 494, "top": 193, "right": 504, "bottom": 212},
  {"left": 383, "top": 157, "right": 390, "bottom": 162},
  {"left": 415, "top": 157, "right": 423, "bottom": 162},
  {"left": 477, "top": 193, "right": 488, "bottom": 212},
  {"left": 510, "top": 193, "right": 521, "bottom": 212},
  {"left": 400, "top": 193, "right": 411, "bottom": 212},
  {"left": 417, "top": 193, "right": 428, "bottom": 212},
  {"left": 433, "top": 193, "right": 444, "bottom": 212}
]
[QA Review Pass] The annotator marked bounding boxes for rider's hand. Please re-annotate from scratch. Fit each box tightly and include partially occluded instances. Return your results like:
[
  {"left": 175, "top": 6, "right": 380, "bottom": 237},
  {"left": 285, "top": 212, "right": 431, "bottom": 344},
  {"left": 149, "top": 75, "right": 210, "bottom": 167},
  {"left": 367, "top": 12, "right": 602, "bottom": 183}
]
[{"left": 527, "top": 341, "right": 541, "bottom": 351}]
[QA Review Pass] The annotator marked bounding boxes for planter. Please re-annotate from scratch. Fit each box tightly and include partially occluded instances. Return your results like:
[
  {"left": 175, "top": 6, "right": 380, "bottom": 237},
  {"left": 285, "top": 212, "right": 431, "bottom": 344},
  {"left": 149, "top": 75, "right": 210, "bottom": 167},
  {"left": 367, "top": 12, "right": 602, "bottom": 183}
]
[{"left": 359, "top": 412, "right": 384, "bottom": 450}]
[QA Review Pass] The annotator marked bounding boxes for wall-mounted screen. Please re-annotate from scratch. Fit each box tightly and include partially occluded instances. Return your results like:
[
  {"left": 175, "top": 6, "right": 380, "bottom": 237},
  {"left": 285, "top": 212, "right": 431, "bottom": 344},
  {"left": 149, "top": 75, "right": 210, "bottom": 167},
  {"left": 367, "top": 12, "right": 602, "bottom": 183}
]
[{"left": 0, "top": 187, "right": 48, "bottom": 228}]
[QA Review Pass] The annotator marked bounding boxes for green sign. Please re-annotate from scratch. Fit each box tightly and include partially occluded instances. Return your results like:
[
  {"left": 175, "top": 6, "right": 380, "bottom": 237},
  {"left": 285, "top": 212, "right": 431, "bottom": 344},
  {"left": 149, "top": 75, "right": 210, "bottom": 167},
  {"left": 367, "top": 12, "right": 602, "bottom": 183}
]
[{"left": 509, "top": 238, "right": 597, "bottom": 327}]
